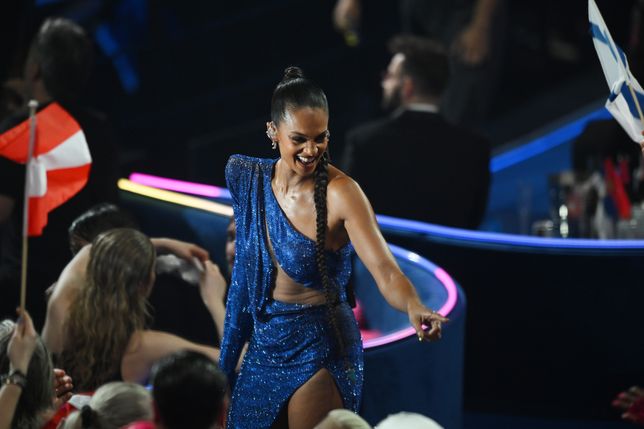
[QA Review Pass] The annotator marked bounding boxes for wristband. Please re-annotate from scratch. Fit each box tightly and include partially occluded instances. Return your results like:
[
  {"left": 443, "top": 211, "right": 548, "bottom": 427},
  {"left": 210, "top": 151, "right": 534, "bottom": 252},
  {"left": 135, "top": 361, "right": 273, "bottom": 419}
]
[{"left": 1, "top": 369, "right": 27, "bottom": 389}]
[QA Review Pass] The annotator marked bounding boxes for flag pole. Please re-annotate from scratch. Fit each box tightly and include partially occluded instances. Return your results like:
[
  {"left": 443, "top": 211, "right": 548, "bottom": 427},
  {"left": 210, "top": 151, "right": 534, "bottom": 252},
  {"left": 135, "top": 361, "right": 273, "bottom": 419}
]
[
  {"left": 626, "top": 82, "right": 644, "bottom": 128},
  {"left": 20, "top": 100, "right": 38, "bottom": 314}
]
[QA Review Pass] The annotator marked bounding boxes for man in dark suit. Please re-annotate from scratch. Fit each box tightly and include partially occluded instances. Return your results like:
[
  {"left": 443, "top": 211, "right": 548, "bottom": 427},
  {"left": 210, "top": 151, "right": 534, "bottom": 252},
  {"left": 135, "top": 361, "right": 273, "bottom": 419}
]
[{"left": 341, "top": 35, "right": 491, "bottom": 229}]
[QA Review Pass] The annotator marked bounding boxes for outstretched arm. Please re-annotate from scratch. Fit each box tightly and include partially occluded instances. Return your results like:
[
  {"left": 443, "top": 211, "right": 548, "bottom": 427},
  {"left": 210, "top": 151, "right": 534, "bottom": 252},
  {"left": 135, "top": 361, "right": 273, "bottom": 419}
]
[
  {"left": 150, "top": 237, "right": 209, "bottom": 262},
  {"left": 330, "top": 176, "right": 447, "bottom": 341}
]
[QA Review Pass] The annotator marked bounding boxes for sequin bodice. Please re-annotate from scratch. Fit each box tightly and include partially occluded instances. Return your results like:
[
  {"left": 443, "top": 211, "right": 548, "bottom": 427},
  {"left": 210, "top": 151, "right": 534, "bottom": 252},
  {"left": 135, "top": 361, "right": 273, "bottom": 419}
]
[{"left": 264, "top": 158, "right": 353, "bottom": 290}]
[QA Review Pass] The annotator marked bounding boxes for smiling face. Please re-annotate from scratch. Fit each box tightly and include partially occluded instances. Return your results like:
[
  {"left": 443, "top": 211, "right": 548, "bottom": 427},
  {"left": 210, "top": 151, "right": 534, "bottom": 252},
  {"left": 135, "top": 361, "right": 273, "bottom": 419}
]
[{"left": 271, "top": 106, "right": 329, "bottom": 177}]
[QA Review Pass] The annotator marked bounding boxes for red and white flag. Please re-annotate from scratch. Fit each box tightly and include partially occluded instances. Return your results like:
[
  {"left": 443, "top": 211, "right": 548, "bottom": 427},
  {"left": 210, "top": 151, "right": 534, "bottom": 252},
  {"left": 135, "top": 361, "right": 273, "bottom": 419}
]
[{"left": 0, "top": 102, "right": 92, "bottom": 236}]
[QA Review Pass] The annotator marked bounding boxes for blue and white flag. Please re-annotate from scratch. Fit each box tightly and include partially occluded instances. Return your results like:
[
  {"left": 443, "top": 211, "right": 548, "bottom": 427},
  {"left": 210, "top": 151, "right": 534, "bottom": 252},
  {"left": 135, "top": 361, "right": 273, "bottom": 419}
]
[{"left": 589, "top": 0, "right": 644, "bottom": 143}]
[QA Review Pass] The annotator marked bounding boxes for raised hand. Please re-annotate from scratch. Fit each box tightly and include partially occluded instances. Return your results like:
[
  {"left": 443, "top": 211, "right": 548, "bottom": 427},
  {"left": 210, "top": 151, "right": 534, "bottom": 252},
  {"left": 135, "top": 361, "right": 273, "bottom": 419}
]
[{"left": 7, "top": 309, "right": 37, "bottom": 374}]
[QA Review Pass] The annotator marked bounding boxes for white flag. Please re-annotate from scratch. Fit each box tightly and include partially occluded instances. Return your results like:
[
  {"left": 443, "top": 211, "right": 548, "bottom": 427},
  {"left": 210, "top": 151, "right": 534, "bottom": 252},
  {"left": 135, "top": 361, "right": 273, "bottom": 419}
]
[{"left": 589, "top": 0, "right": 644, "bottom": 142}]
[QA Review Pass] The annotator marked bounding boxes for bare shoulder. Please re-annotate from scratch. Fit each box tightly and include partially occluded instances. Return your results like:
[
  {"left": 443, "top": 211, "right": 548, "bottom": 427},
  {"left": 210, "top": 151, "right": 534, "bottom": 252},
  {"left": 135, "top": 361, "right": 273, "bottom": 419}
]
[
  {"left": 327, "top": 164, "right": 370, "bottom": 216},
  {"left": 328, "top": 164, "right": 363, "bottom": 197},
  {"left": 50, "top": 244, "right": 91, "bottom": 302}
]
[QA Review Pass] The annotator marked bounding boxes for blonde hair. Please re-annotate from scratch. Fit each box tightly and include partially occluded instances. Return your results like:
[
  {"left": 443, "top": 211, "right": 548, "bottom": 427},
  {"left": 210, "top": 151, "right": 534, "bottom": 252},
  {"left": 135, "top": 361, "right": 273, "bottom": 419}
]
[
  {"left": 59, "top": 382, "right": 153, "bottom": 429},
  {"left": 316, "top": 409, "right": 372, "bottom": 429},
  {"left": 60, "top": 228, "right": 155, "bottom": 391}
]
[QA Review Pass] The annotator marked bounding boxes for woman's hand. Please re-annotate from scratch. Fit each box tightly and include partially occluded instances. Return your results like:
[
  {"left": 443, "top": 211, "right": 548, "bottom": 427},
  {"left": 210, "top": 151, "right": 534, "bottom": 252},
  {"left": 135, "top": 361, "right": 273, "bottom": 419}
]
[
  {"left": 613, "top": 386, "right": 644, "bottom": 425},
  {"left": 52, "top": 368, "right": 73, "bottom": 409},
  {"left": 199, "top": 261, "right": 227, "bottom": 310},
  {"left": 151, "top": 238, "right": 209, "bottom": 262},
  {"left": 407, "top": 300, "right": 449, "bottom": 342},
  {"left": 7, "top": 309, "right": 37, "bottom": 374}
]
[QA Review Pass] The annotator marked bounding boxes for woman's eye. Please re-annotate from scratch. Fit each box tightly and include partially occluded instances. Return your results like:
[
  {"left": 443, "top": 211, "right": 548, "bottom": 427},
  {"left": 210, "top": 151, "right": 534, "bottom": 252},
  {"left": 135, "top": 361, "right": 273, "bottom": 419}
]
[{"left": 291, "top": 137, "right": 306, "bottom": 143}]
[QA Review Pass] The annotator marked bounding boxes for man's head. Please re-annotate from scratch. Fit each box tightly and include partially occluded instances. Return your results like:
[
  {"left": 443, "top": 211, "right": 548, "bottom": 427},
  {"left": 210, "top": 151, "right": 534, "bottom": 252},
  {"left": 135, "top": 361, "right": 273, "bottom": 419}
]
[
  {"left": 152, "top": 351, "right": 228, "bottom": 429},
  {"left": 24, "top": 18, "right": 93, "bottom": 104},
  {"left": 68, "top": 203, "right": 139, "bottom": 255},
  {"left": 382, "top": 35, "right": 449, "bottom": 111}
]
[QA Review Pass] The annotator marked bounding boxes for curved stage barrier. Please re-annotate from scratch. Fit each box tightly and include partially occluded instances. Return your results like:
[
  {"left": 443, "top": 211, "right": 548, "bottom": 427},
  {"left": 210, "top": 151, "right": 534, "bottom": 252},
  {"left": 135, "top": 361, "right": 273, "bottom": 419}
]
[
  {"left": 118, "top": 179, "right": 467, "bottom": 428},
  {"left": 376, "top": 216, "right": 644, "bottom": 420}
]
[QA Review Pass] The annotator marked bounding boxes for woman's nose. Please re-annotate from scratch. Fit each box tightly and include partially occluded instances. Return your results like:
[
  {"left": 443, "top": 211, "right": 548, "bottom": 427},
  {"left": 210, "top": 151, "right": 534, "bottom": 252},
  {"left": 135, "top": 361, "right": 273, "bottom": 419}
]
[{"left": 302, "top": 141, "right": 318, "bottom": 155}]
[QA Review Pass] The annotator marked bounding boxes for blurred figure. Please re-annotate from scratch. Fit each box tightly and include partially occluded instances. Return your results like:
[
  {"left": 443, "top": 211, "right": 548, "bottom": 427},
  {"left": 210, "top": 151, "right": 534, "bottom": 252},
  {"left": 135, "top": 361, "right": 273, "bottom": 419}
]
[
  {"left": 0, "top": 18, "right": 119, "bottom": 326},
  {"left": 151, "top": 350, "right": 228, "bottom": 429},
  {"left": 341, "top": 35, "right": 490, "bottom": 229},
  {"left": 333, "top": 0, "right": 505, "bottom": 127},
  {"left": 375, "top": 412, "right": 443, "bottom": 429},
  {"left": 0, "top": 310, "right": 54, "bottom": 429},
  {"left": 314, "top": 409, "right": 372, "bottom": 429},
  {"left": 58, "top": 382, "right": 153, "bottom": 429},
  {"left": 613, "top": 386, "right": 644, "bottom": 426}
]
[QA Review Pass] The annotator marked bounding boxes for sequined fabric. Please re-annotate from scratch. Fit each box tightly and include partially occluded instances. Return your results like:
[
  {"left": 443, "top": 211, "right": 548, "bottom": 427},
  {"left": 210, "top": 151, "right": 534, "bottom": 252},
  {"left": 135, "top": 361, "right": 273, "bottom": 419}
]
[{"left": 221, "top": 155, "right": 363, "bottom": 429}]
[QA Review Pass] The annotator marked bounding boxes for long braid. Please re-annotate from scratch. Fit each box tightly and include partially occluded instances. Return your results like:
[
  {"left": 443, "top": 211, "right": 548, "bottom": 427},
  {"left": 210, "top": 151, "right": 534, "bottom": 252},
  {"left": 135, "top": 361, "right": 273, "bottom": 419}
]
[{"left": 313, "top": 151, "right": 346, "bottom": 357}]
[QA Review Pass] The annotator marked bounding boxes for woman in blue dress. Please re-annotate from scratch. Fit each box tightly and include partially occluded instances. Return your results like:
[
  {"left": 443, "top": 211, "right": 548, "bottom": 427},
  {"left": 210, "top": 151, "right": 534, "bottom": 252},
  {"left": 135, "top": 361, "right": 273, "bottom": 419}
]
[{"left": 220, "top": 66, "right": 447, "bottom": 429}]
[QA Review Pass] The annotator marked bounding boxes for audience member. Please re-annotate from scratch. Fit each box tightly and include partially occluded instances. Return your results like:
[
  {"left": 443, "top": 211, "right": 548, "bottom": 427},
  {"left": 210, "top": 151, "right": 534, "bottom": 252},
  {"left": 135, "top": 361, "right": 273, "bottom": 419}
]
[
  {"left": 613, "top": 386, "right": 644, "bottom": 425},
  {"left": 57, "top": 228, "right": 222, "bottom": 392},
  {"left": 314, "top": 409, "right": 373, "bottom": 429},
  {"left": 333, "top": 0, "right": 505, "bottom": 127},
  {"left": 375, "top": 412, "right": 443, "bottom": 429},
  {"left": 0, "top": 310, "right": 54, "bottom": 429},
  {"left": 151, "top": 350, "right": 228, "bottom": 429},
  {"left": 341, "top": 35, "right": 490, "bottom": 229},
  {"left": 0, "top": 18, "right": 119, "bottom": 325},
  {"left": 58, "top": 382, "right": 153, "bottom": 429},
  {"left": 42, "top": 203, "right": 218, "bottom": 357}
]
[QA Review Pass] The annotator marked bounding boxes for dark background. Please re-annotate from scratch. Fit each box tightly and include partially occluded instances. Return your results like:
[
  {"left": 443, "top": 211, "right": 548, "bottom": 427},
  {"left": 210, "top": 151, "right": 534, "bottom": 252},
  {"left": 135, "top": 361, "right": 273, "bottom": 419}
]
[{"left": 0, "top": 0, "right": 637, "bottom": 186}]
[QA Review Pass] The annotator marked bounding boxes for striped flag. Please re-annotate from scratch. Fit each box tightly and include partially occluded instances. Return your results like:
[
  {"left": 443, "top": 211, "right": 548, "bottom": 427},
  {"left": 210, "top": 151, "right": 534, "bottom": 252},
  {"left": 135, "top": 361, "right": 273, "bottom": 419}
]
[
  {"left": 589, "top": 0, "right": 644, "bottom": 143},
  {"left": 0, "top": 102, "right": 92, "bottom": 236}
]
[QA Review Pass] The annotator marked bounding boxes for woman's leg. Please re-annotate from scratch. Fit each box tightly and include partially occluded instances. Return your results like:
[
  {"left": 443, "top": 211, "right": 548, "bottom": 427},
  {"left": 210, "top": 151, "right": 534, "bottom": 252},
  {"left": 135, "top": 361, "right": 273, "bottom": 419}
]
[{"left": 286, "top": 368, "right": 344, "bottom": 429}]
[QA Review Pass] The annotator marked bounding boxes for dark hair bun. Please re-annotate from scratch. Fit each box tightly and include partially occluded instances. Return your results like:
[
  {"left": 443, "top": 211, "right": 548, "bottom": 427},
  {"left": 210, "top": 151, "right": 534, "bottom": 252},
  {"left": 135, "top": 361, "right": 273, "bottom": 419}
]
[
  {"left": 80, "top": 405, "right": 96, "bottom": 428},
  {"left": 282, "top": 66, "right": 305, "bottom": 82}
]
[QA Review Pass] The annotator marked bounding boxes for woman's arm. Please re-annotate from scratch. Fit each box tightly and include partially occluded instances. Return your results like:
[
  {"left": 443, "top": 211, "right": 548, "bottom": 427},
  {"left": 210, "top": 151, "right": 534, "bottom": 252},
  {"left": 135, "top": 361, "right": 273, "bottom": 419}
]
[
  {"left": 121, "top": 330, "right": 220, "bottom": 384},
  {"left": 330, "top": 176, "right": 447, "bottom": 340},
  {"left": 150, "top": 238, "right": 209, "bottom": 262},
  {"left": 198, "top": 261, "right": 227, "bottom": 342},
  {"left": 42, "top": 246, "right": 91, "bottom": 354}
]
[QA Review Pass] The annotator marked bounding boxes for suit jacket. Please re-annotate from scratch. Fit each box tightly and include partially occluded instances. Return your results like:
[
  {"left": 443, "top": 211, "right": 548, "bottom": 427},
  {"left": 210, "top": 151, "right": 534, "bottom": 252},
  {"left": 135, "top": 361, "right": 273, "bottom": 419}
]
[{"left": 341, "top": 109, "right": 490, "bottom": 229}]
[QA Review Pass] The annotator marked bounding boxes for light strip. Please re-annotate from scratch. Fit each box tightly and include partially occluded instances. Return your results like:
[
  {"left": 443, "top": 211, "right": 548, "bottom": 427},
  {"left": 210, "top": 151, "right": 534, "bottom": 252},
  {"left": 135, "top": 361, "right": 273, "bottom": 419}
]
[
  {"left": 129, "top": 172, "right": 231, "bottom": 199},
  {"left": 125, "top": 173, "right": 644, "bottom": 250},
  {"left": 376, "top": 214, "right": 644, "bottom": 251},
  {"left": 363, "top": 245, "right": 459, "bottom": 349},
  {"left": 117, "top": 179, "right": 233, "bottom": 217},
  {"left": 490, "top": 107, "right": 611, "bottom": 173}
]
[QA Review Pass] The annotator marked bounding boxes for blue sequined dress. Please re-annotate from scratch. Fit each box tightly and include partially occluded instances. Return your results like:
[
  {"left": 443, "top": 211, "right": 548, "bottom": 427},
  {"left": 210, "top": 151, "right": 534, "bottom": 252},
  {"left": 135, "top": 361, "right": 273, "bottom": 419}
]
[{"left": 220, "top": 155, "right": 363, "bottom": 429}]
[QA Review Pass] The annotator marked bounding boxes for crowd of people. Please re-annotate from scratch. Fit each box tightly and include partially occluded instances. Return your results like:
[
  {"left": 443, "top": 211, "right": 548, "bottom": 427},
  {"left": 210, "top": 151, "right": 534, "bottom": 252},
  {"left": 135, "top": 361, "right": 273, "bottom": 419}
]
[
  {"left": 0, "top": 14, "right": 452, "bottom": 429},
  {"left": 3, "top": 2, "right": 643, "bottom": 429}
]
